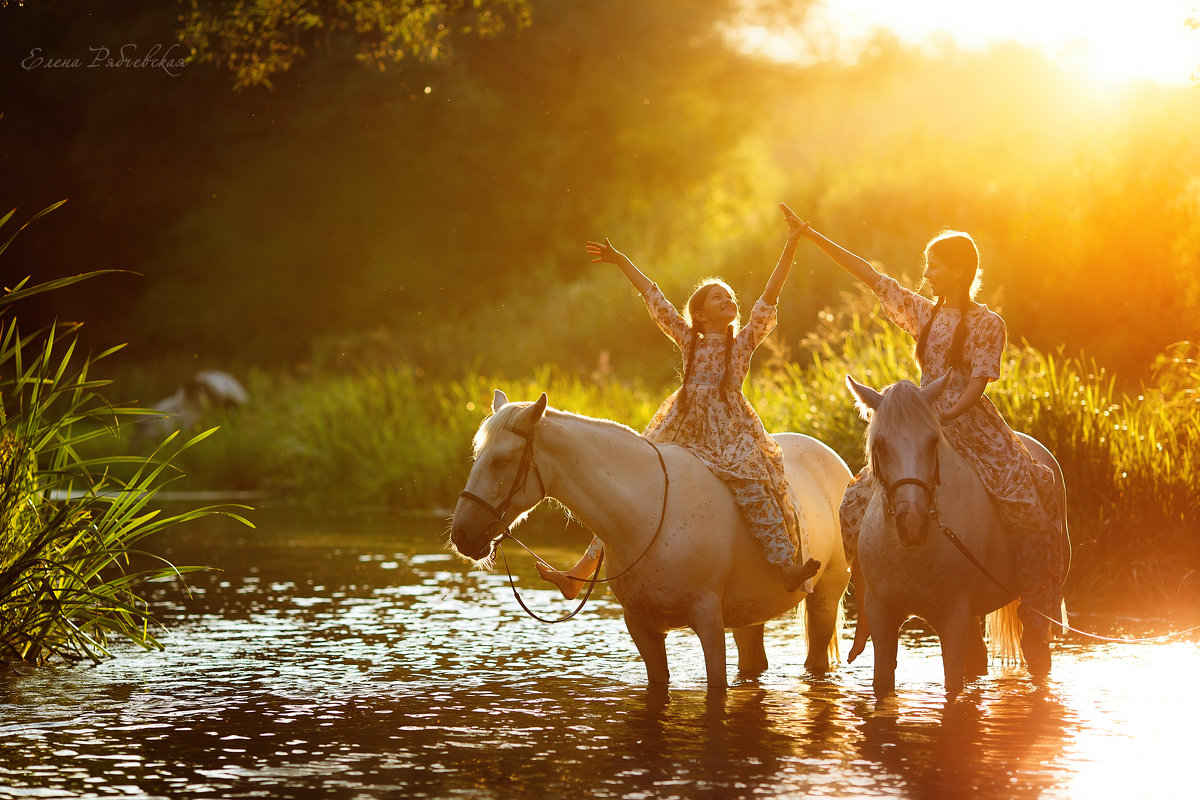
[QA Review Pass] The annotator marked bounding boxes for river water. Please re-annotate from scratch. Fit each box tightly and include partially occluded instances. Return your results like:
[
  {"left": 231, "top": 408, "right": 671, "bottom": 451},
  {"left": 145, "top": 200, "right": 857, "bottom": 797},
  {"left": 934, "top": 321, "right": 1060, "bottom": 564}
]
[{"left": 1, "top": 508, "right": 1197, "bottom": 800}]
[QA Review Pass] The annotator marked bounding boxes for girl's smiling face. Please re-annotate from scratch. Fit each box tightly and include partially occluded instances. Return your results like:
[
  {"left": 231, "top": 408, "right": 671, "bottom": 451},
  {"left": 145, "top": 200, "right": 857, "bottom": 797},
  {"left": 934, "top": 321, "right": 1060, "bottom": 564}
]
[{"left": 696, "top": 284, "right": 738, "bottom": 331}]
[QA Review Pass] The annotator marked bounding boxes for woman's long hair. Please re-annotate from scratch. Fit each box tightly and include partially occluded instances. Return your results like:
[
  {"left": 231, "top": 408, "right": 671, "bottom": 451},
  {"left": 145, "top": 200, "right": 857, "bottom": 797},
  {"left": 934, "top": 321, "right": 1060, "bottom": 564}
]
[
  {"left": 677, "top": 279, "right": 739, "bottom": 416},
  {"left": 916, "top": 230, "right": 981, "bottom": 372}
]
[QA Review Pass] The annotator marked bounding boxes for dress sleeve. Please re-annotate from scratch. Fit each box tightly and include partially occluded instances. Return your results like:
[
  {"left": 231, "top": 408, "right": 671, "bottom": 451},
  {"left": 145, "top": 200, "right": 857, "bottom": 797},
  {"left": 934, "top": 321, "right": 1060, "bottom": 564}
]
[
  {"left": 740, "top": 297, "right": 778, "bottom": 351},
  {"left": 641, "top": 283, "right": 690, "bottom": 347},
  {"left": 874, "top": 274, "right": 933, "bottom": 339},
  {"left": 967, "top": 309, "right": 1007, "bottom": 381}
]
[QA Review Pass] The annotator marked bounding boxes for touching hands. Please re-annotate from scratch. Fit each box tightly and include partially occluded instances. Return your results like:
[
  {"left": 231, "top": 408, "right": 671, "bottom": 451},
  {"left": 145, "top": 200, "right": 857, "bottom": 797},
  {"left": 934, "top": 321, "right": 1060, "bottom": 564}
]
[{"left": 779, "top": 202, "right": 810, "bottom": 239}]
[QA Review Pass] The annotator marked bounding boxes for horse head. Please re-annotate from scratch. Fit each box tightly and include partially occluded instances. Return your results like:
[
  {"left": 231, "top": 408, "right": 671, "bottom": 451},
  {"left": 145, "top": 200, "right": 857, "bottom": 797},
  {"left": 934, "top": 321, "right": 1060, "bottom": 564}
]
[
  {"left": 847, "top": 374, "right": 949, "bottom": 547},
  {"left": 450, "top": 390, "right": 549, "bottom": 562}
]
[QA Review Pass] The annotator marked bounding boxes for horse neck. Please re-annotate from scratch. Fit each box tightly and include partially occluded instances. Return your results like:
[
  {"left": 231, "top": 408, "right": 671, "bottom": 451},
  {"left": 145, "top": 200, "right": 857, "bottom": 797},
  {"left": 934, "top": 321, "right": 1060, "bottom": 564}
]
[{"left": 536, "top": 411, "right": 663, "bottom": 546}]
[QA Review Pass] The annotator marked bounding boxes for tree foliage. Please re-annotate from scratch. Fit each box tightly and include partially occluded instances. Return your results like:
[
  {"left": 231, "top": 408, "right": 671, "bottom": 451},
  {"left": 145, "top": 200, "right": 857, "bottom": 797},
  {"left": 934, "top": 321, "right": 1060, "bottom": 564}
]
[{"left": 180, "top": 0, "right": 533, "bottom": 90}]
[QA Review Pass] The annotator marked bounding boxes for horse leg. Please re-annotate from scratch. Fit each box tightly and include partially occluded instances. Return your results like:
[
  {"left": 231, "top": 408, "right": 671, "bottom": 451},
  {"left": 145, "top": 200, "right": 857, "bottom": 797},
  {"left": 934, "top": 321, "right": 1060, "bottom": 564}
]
[
  {"left": 964, "top": 616, "right": 988, "bottom": 678},
  {"left": 1018, "top": 605, "right": 1052, "bottom": 681},
  {"left": 936, "top": 605, "right": 972, "bottom": 697},
  {"left": 689, "top": 594, "right": 728, "bottom": 690},
  {"left": 624, "top": 612, "right": 670, "bottom": 686},
  {"left": 804, "top": 565, "right": 850, "bottom": 674},
  {"left": 867, "top": 602, "right": 901, "bottom": 698},
  {"left": 733, "top": 625, "right": 768, "bottom": 678}
]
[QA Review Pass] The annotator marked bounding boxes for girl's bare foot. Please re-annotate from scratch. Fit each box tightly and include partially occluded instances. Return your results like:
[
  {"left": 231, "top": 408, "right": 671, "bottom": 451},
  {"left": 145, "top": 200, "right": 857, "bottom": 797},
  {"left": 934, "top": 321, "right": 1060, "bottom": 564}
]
[
  {"left": 535, "top": 561, "right": 586, "bottom": 600},
  {"left": 847, "top": 618, "right": 870, "bottom": 663},
  {"left": 781, "top": 558, "right": 821, "bottom": 593},
  {"left": 847, "top": 576, "right": 870, "bottom": 662}
]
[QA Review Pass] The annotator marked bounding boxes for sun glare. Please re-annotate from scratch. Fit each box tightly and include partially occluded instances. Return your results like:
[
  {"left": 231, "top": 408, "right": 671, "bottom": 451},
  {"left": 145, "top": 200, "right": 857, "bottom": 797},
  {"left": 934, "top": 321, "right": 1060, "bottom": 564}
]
[{"left": 746, "top": 0, "right": 1200, "bottom": 88}]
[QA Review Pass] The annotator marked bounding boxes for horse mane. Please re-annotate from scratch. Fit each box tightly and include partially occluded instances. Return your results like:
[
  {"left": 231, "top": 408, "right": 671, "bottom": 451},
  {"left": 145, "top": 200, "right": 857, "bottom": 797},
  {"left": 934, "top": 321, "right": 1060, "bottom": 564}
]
[
  {"left": 865, "top": 380, "right": 943, "bottom": 468},
  {"left": 473, "top": 400, "right": 640, "bottom": 457}
]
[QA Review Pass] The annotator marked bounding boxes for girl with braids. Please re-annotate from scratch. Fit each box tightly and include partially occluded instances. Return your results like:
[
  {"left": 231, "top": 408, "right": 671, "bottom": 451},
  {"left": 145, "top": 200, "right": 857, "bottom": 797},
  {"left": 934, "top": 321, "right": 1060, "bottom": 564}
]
[
  {"left": 797, "top": 222, "right": 1065, "bottom": 671},
  {"left": 537, "top": 203, "right": 821, "bottom": 599}
]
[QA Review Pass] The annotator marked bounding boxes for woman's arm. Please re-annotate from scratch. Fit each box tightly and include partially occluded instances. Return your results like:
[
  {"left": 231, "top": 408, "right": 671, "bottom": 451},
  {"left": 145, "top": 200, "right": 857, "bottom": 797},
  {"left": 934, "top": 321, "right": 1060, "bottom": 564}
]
[
  {"left": 941, "top": 376, "right": 988, "bottom": 422},
  {"left": 797, "top": 219, "right": 883, "bottom": 288},
  {"left": 585, "top": 238, "right": 653, "bottom": 295},
  {"left": 762, "top": 203, "right": 807, "bottom": 305}
]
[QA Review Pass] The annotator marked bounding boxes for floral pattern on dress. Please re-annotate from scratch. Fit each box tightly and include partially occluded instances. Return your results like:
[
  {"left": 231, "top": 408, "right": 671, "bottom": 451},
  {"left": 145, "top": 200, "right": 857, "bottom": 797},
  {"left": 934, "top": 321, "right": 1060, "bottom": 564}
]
[
  {"left": 840, "top": 275, "right": 1066, "bottom": 631},
  {"left": 638, "top": 284, "right": 813, "bottom": 588}
]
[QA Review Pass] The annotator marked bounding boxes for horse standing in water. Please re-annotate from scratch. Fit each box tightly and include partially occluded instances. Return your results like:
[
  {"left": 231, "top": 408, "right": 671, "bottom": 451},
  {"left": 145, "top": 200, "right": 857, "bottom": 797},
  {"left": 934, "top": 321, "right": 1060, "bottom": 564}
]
[
  {"left": 450, "top": 391, "right": 853, "bottom": 690},
  {"left": 846, "top": 375, "right": 1069, "bottom": 697}
]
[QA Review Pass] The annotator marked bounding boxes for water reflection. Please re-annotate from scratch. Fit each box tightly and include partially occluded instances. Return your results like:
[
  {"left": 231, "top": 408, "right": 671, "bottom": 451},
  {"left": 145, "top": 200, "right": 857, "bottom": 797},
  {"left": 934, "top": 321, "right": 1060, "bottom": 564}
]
[{"left": 0, "top": 508, "right": 1196, "bottom": 799}]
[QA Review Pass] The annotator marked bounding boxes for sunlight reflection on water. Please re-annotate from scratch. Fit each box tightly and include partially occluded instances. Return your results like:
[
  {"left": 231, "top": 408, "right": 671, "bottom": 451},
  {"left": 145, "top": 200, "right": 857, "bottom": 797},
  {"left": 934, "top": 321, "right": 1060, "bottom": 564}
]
[{"left": 0, "top": 509, "right": 1196, "bottom": 799}]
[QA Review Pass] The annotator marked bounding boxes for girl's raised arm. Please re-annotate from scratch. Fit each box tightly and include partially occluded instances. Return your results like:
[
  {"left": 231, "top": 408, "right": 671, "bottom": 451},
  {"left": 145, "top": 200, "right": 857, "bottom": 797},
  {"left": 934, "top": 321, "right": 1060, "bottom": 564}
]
[
  {"left": 796, "top": 218, "right": 883, "bottom": 289},
  {"left": 763, "top": 203, "right": 807, "bottom": 305},
  {"left": 586, "top": 238, "right": 653, "bottom": 295}
]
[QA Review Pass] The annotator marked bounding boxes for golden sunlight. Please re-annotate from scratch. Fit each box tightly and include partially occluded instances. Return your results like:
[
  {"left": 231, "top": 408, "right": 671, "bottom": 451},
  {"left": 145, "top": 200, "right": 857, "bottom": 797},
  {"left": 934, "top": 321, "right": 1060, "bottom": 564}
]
[{"left": 745, "top": 0, "right": 1200, "bottom": 87}]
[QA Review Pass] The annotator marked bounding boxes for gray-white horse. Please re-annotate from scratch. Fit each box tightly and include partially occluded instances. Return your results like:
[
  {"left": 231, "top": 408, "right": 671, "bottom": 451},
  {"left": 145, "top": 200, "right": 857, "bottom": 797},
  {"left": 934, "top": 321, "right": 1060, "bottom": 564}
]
[
  {"left": 450, "top": 390, "right": 853, "bottom": 690},
  {"left": 846, "top": 375, "right": 1068, "bottom": 697}
]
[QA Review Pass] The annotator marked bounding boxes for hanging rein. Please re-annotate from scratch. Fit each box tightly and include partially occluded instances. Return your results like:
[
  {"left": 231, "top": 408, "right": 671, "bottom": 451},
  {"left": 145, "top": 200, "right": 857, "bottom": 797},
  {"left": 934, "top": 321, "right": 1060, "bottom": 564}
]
[{"left": 458, "top": 421, "right": 671, "bottom": 624}]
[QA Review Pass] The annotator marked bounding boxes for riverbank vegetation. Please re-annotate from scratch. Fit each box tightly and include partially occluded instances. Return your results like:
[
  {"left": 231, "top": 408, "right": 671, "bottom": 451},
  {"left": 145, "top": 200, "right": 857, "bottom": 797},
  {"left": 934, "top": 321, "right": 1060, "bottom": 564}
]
[
  {"left": 133, "top": 302, "right": 1198, "bottom": 614},
  {"left": 0, "top": 212, "right": 250, "bottom": 665}
]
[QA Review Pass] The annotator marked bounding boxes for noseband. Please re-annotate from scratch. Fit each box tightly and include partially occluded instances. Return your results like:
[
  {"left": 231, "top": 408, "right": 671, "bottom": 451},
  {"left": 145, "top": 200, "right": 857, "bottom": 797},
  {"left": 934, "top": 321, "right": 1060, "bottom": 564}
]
[
  {"left": 874, "top": 447, "right": 940, "bottom": 521},
  {"left": 458, "top": 423, "right": 545, "bottom": 542}
]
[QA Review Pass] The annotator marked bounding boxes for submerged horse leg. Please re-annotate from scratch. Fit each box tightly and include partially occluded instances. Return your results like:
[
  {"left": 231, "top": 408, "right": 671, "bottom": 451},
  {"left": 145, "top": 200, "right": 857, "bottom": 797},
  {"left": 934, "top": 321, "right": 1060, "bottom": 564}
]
[
  {"left": 867, "top": 603, "right": 901, "bottom": 698},
  {"left": 1018, "top": 605, "right": 1052, "bottom": 680},
  {"left": 624, "top": 612, "right": 670, "bottom": 686},
  {"left": 964, "top": 616, "right": 988, "bottom": 678},
  {"left": 733, "top": 624, "right": 768, "bottom": 678},
  {"left": 935, "top": 603, "right": 972, "bottom": 697},
  {"left": 805, "top": 565, "right": 849, "bottom": 674},
  {"left": 689, "top": 594, "right": 728, "bottom": 689}
]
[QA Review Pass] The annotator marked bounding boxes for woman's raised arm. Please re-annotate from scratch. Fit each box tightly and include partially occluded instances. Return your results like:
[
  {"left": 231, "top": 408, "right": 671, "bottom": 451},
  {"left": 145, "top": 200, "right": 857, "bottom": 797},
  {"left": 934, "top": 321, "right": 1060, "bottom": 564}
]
[{"left": 797, "top": 219, "right": 883, "bottom": 289}]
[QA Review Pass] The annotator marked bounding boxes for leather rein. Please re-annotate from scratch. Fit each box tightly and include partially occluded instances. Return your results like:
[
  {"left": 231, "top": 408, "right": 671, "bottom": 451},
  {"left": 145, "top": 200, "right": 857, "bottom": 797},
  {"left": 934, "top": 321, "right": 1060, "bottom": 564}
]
[{"left": 458, "top": 420, "right": 671, "bottom": 624}]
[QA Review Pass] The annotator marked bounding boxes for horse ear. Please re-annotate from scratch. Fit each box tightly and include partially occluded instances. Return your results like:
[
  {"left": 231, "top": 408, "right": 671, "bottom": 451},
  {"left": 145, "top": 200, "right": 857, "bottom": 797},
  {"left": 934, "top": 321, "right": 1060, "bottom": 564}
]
[
  {"left": 920, "top": 372, "right": 951, "bottom": 403},
  {"left": 517, "top": 392, "right": 548, "bottom": 428},
  {"left": 492, "top": 390, "right": 509, "bottom": 413},
  {"left": 532, "top": 392, "right": 548, "bottom": 421},
  {"left": 846, "top": 375, "right": 883, "bottom": 420}
]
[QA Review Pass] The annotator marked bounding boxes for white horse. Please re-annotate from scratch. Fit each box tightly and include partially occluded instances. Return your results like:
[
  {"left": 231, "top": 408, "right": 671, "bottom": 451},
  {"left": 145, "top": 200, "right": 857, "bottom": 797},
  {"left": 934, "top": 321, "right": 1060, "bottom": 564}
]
[
  {"left": 450, "top": 391, "right": 853, "bottom": 689},
  {"left": 846, "top": 375, "right": 1069, "bottom": 697}
]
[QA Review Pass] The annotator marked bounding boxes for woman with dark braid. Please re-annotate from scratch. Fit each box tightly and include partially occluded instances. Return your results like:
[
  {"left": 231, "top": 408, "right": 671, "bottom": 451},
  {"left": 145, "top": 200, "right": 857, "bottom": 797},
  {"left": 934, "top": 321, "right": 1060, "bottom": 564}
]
[
  {"left": 537, "top": 203, "right": 821, "bottom": 598},
  {"left": 797, "top": 222, "right": 1065, "bottom": 673}
]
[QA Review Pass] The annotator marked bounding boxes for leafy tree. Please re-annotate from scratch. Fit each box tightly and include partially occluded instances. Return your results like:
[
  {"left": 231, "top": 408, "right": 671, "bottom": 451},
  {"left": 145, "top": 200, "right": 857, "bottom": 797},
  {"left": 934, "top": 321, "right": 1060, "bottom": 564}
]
[{"left": 180, "top": 0, "right": 533, "bottom": 90}]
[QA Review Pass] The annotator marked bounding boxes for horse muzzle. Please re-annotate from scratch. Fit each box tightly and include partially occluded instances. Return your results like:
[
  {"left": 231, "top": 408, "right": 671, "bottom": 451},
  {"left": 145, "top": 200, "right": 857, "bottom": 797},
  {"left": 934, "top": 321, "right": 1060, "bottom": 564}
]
[
  {"left": 450, "top": 497, "right": 511, "bottom": 561},
  {"left": 894, "top": 505, "right": 932, "bottom": 547}
]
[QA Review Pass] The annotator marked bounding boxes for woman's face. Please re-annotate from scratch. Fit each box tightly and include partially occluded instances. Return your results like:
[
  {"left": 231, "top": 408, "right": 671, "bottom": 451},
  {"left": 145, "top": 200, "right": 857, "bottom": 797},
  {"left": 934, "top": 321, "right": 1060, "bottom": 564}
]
[
  {"left": 923, "top": 252, "right": 962, "bottom": 298},
  {"left": 696, "top": 285, "right": 738, "bottom": 329}
]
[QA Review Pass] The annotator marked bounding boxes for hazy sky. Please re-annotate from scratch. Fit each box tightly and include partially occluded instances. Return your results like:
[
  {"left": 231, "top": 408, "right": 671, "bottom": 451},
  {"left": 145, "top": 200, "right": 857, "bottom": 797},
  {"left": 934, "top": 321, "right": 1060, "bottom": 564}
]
[{"left": 746, "top": 0, "right": 1200, "bottom": 85}]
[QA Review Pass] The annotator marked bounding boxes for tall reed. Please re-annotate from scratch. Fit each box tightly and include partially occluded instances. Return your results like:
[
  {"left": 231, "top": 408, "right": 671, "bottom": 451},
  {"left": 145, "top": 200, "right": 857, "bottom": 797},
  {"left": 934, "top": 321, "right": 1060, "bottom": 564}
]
[{"left": 0, "top": 206, "right": 249, "bottom": 664}]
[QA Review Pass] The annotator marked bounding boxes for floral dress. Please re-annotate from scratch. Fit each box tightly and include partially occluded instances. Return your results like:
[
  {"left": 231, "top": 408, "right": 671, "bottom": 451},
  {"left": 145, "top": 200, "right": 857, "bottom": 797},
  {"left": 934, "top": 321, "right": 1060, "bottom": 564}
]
[
  {"left": 639, "top": 283, "right": 813, "bottom": 589},
  {"left": 840, "top": 275, "right": 1066, "bottom": 631}
]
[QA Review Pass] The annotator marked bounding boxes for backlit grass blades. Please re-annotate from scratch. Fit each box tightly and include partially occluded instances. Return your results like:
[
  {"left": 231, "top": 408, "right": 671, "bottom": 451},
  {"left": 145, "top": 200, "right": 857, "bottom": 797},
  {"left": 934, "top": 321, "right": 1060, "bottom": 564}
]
[{"left": 1, "top": 206, "right": 250, "bottom": 664}]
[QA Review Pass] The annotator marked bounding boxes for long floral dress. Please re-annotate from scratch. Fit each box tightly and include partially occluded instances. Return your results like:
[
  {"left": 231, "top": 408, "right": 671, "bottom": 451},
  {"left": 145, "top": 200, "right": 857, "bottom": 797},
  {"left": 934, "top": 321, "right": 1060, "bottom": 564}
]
[
  {"left": 639, "top": 283, "right": 813, "bottom": 589},
  {"left": 841, "top": 275, "right": 1066, "bottom": 635}
]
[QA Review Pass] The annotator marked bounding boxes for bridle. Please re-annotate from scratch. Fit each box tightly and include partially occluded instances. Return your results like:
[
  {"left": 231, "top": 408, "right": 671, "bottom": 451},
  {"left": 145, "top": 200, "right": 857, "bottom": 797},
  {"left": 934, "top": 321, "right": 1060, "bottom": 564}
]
[
  {"left": 458, "top": 423, "right": 545, "bottom": 545},
  {"left": 873, "top": 443, "right": 941, "bottom": 523},
  {"left": 457, "top": 415, "right": 671, "bottom": 624}
]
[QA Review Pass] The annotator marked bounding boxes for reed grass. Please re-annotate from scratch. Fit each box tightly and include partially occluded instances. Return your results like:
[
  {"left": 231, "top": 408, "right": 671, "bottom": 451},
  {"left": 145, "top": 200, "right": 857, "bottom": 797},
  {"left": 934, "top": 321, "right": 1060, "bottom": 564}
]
[{"left": 0, "top": 207, "right": 250, "bottom": 664}]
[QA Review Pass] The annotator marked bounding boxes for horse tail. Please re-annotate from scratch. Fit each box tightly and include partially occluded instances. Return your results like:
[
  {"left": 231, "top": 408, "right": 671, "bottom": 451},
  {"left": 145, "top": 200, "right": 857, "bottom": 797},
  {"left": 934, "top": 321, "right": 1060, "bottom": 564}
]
[{"left": 985, "top": 599, "right": 1023, "bottom": 663}]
